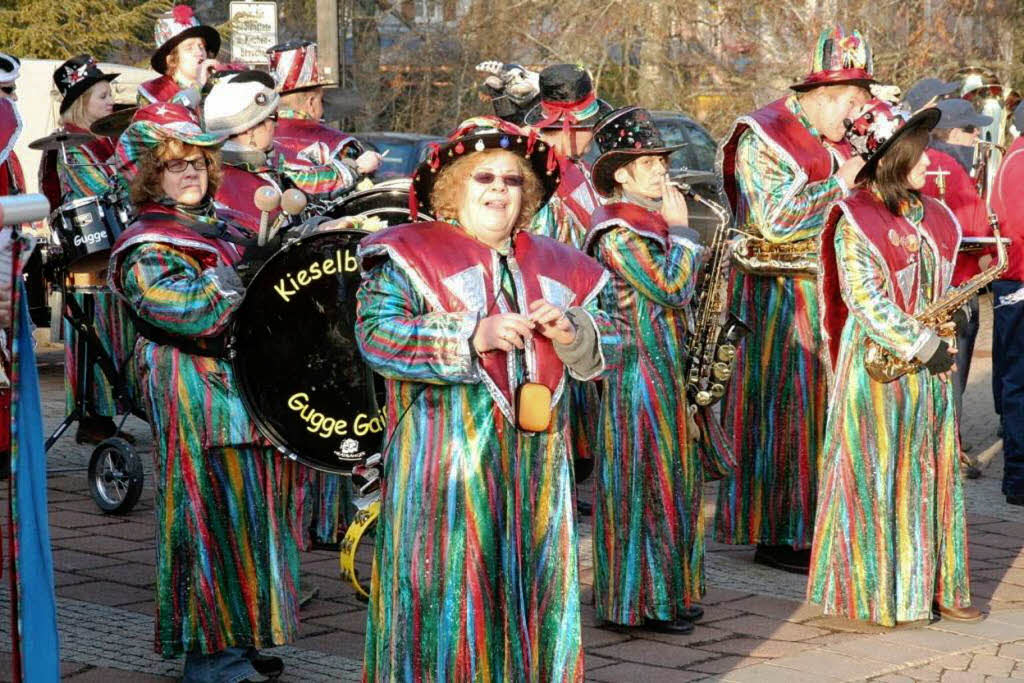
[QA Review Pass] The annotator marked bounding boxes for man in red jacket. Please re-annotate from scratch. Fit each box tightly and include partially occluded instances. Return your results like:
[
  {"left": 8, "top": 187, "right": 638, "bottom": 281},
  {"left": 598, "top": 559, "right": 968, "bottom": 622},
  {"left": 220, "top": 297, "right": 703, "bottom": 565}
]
[{"left": 990, "top": 103, "right": 1024, "bottom": 506}]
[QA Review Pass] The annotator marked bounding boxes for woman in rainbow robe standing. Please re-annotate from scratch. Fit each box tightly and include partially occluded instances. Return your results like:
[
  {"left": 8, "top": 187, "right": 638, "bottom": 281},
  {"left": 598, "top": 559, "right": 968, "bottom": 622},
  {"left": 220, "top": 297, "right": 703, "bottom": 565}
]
[
  {"left": 356, "top": 119, "right": 619, "bottom": 681},
  {"left": 810, "top": 97, "right": 980, "bottom": 626}
]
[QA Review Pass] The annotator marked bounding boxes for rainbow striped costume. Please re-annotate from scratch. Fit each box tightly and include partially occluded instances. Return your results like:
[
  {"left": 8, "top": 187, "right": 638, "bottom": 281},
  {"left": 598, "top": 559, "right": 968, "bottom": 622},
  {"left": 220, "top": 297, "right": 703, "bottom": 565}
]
[
  {"left": 809, "top": 192, "right": 970, "bottom": 626},
  {"left": 356, "top": 221, "right": 617, "bottom": 682},
  {"left": 716, "top": 96, "right": 850, "bottom": 549},
  {"left": 109, "top": 203, "right": 304, "bottom": 656},
  {"left": 584, "top": 203, "right": 705, "bottom": 624}
]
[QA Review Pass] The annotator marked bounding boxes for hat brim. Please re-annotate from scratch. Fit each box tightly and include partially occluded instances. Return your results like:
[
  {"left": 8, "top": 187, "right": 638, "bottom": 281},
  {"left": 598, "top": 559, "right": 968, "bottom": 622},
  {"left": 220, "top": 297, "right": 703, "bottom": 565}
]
[
  {"left": 856, "top": 108, "right": 942, "bottom": 184},
  {"left": 790, "top": 76, "right": 875, "bottom": 93},
  {"left": 523, "top": 98, "right": 614, "bottom": 129},
  {"left": 411, "top": 132, "right": 560, "bottom": 217},
  {"left": 150, "top": 25, "right": 222, "bottom": 75},
  {"left": 280, "top": 80, "right": 337, "bottom": 95},
  {"left": 591, "top": 145, "right": 685, "bottom": 197},
  {"left": 59, "top": 73, "right": 119, "bottom": 114}
]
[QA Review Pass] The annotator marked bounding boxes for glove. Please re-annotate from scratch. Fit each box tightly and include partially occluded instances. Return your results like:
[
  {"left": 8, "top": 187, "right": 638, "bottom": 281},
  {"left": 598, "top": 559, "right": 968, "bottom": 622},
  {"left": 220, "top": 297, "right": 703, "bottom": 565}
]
[
  {"left": 233, "top": 232, "right": 285, "bottom": 286},
  {"left": 923, "top": 339, "right": 955, "bottom": 375},
  {"left": 951, "top": 306, "right": 971, "bottom": 337}
]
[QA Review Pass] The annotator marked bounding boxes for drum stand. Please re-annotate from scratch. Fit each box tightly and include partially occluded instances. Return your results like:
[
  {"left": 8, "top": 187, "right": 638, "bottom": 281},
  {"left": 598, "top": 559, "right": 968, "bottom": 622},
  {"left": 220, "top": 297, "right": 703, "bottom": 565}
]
[{"left": 44, "top": 273, "right": 144, "bottom": 515}]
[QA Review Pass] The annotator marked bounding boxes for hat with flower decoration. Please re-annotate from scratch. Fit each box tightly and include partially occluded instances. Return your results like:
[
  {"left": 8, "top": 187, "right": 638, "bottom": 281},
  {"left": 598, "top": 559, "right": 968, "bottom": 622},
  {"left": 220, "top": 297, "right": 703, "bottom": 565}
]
[
  {"left": 115, "top": 102, "right": 228, "bottom": 183},
  {"left": 151, "top": 4, "right": 221, "bottom": 75},
  {"left": 844, "top": 96, "right": 940, "bottom": 183},
  {"left": 522, "top": 64, "right": 613, "bottom": 131},
  {"left": 791, "top": 26, "right": 875, "bottom": 92},
  {"left": 410, "top": 116, "right": 561, "bottom": 219},
  {"left": 589, "top": 106, "right": 684, "bottom": 196},
  {"left": 267, "top": 40, "right": 336, "bottom": 94},
  {"left": 53, "top": 55, "right": 119, "bottom": 114}
]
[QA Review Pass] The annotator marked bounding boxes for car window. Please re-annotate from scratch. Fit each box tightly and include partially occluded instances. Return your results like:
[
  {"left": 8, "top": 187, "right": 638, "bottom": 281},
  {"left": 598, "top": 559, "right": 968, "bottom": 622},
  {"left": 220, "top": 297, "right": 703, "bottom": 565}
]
[
  {"left": 366, "top": 140, "right": 417, "bottom": 179},
  {"left": 654, "top": 118, "right": 717, "bottom": 175}
]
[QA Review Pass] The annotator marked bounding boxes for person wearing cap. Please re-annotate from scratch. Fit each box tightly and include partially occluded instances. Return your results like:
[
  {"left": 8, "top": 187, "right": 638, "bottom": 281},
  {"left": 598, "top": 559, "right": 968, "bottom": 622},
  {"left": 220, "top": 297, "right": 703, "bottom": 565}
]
[
  {"left": 716, "top": 27, "right": 872, "bottom": 575},
  {"left": 37, "top": 56, "right": 140, "bottom": 446},
  {"left": 920, "top": 97, "right": 993, "bottom": 469},
  {"left": 990, "top": 102, "right": 1024, "bottom": 507},
  {"left": 138, "top": 4, "right": 222, "bottom": 109},
  {"left": 581, "top": 106, "right": 706, "bottom": 634},
  {"left": 903, "top": 76, "right": 960, "bottom": 113},
  {"left": 357, "top": 117, "right": 618, "bottom": 680},
  {"left": 810, "top": 96, "right": 981, "bottom": 626},
  {"left": 268, "top": 40, "right": 380, "bottom": 178},
  {"left": 109, "top": 102, "right": 302, "bottom": 682},
  {"left": 204, "top": 70, "right": 361, "bottom": 231}
]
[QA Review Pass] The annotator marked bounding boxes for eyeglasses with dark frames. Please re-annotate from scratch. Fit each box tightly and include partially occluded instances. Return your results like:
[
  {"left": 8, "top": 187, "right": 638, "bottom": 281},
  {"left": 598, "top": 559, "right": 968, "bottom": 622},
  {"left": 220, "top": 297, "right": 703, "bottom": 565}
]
[{"left": 162, "top": 158, "right": 209, "bottom": 173}]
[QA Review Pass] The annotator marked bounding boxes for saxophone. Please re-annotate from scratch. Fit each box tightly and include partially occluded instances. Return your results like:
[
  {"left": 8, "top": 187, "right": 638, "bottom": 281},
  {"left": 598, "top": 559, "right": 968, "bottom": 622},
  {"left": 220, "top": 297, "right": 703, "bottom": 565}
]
[
  {"left": 863, "top": 214, "right": 1007, "bottom": 383},
  {"left": 681, "top": 185, "right": 750, "bottom": 406}
]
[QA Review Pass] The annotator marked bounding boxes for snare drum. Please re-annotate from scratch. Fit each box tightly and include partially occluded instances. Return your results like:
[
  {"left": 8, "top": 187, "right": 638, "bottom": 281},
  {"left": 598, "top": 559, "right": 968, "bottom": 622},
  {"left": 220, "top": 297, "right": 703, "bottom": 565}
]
[{"left": 50, "top": 195, "right": 128, "bottom": 272}]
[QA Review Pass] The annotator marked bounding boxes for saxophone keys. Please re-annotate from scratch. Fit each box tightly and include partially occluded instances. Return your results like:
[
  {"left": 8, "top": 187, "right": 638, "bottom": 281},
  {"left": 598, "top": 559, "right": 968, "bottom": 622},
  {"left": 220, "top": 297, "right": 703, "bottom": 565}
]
[
  {"left": 712, "top": 362, "right": 731, "bottom": 381},
  {"left": 695, "top": 390, "right": 713, "bottom": 406},
  {"left": 710, "top": 383, "right": 726, "bottom": 399},
  {"left": 717, "top": 344, "right": 736, "bottom": 362}
]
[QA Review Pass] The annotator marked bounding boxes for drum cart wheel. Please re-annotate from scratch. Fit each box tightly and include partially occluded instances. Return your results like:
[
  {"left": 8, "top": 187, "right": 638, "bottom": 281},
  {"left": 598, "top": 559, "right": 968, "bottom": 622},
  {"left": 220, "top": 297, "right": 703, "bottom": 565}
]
[{"left": 87, "top": 437, "right": 143, "bottom": 515}]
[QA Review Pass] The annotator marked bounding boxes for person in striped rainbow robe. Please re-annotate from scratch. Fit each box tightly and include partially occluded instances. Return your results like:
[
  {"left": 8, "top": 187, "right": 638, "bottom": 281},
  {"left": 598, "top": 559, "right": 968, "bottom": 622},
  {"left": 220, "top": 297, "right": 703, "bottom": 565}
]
[
  {"left": 356, "top": 119, "right": 618, "bottom": 682},
  {"left": 810, "top": 97, "right": 979, "bottom": 626},
  {"left": 582, "top": 107, "right": 706, "bottom": 633}
]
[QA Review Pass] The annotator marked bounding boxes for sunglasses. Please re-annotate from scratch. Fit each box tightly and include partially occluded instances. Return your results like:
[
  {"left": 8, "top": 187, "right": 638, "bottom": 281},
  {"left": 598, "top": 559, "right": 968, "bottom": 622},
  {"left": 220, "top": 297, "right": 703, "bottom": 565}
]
[
  {"left": 163, "top": 158, "right": 209, "bottom": 173},
  {"left": 0, "top": 86, "right": 14, "bottom": 95},
  {"left": 472, "top": 171, "right": 525, "bottom": 187}
]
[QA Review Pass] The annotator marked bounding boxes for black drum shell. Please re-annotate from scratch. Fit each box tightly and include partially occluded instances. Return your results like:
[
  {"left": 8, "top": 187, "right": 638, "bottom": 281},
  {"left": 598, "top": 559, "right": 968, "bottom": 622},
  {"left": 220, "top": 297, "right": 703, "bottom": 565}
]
[{"left": 51, "top": 196, "right": 126, "bottom": 272}]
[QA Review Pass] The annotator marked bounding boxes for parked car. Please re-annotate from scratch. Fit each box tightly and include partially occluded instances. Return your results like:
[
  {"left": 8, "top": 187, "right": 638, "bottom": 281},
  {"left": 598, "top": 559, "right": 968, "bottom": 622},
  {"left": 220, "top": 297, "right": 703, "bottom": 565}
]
[{"left": 358, "top": 132, "right": 446, "bottom": 180}]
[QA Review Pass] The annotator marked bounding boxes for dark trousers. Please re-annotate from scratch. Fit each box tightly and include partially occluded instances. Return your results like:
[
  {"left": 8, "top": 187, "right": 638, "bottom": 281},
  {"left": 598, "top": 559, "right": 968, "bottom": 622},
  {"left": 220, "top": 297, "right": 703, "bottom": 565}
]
[
  {"left": 953, "top": 295, "right": 980, "bottom": 428},
  {"left": 992, "top": 280, "right": 1024, "bottom": 495}
]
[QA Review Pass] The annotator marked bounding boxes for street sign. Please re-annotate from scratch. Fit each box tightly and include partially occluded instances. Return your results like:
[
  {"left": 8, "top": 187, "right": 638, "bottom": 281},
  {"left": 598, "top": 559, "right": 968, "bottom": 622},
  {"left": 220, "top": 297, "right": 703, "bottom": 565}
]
[{"left": 229, "top": 1, "right": 279, "bottom": 65}]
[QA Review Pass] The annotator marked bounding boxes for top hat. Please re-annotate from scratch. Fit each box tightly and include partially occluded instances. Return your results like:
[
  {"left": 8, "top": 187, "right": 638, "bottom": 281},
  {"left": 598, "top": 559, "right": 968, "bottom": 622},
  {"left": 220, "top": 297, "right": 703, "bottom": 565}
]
[
  {"left": 410, "top": 116, "right": 560, "bottom": 218},
  {"left": 844, "top": 97, "right": 941, "bottom": 183},
  {"left": 53, "top": 55, "right": 119, "bottom": 115},
  {"left": 268, "top": 40, "right": 336, "bottom": 94},
  {"left": 522, "top": 64, "right": 613, "bottom": 130},
  {"left": 791, "top": 26, "right": 874, "bottom": 92},
  {"left": 589, "top": 106, "right": 683, "bottom": 196},
  {"left": 151, "top": 5, "right": 221, "bottom": 75}
]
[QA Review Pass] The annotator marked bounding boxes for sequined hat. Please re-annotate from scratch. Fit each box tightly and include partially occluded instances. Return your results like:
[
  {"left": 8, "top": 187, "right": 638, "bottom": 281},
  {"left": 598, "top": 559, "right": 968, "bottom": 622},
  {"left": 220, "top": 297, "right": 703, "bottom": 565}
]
[
  {"left": 115, "top": 102, "right": 227, "bottom": 183},
  {"left": 590, "top": 106, "right": 684, "bottom": 196},
  {"left": 53, "top": 55, "right": 119, "bottom": 114},
  {"left": 845, "top": 97, "right": 940, "bottom": 183},
  {"left": 203, "top": 70, "right": 280, "bottom": 137},
  {"left": 522, "top": 64, "right": 613, "bottom": 130},
  {"left": 791, "top": 26, "right": 875, "bottom": 92},
  {"left": 410, "top": 116, "right": 560, "bottom": 219},
  {"left": 151, "top": 4, "right": 221, "bottom": 75},
  {"left": 267, "top": 40, "right": 336, "bottom": 94}
]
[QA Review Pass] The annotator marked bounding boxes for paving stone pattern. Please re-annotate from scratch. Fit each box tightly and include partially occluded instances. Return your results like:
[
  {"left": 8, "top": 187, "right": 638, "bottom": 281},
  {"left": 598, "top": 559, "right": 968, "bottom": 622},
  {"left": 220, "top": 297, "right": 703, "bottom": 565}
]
[{"left": 0, "top": 294, "right": 1020, "bottom": 681}]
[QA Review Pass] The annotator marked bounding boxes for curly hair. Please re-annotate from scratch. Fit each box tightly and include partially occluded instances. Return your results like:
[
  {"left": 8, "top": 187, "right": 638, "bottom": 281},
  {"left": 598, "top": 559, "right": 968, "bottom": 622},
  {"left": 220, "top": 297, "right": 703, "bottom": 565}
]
[
  {"left": 429, "top": 148, "right": 543, "bottom": 234},
  {"left": 130, "top": 138, "right": 222, "bottom": 206}
]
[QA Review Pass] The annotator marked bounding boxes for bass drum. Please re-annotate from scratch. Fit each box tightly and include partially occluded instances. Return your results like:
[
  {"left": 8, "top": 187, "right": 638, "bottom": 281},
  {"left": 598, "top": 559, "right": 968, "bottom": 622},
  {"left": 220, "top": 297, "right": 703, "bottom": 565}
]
[{"left": 323, "top": 178, "right": 420, "bottom": 227}]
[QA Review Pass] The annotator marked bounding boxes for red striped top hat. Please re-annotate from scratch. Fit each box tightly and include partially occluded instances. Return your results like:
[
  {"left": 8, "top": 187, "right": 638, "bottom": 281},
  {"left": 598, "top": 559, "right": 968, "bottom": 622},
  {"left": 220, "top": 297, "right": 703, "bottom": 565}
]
[{"left": 267, "top": 40, "right": 336, "bottom": 94}]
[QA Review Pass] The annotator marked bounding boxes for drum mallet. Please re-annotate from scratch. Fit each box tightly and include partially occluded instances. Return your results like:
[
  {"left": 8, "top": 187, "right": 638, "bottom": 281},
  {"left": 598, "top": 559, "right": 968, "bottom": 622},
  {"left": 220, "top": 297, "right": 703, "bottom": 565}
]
[{"left": 253, "top": 186, "right": 282, "bottom": 247}]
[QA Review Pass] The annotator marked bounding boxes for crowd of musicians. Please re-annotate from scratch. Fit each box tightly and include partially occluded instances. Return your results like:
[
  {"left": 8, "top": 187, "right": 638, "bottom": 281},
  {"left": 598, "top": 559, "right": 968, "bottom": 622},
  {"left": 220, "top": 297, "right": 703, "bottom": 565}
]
[{"left": 0, "top": 6, "right": 1022, "bottom": 682}]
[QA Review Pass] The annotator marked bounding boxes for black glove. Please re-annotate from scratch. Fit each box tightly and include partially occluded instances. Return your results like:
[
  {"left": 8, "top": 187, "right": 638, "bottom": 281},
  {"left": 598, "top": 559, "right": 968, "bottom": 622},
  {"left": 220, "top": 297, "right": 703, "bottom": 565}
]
[
  {"left": 951, "top": 306, "right": 971, "bottom": 337},
  {"left": 924, "top": 339, "right": 955, "bottom": 375},
  {"left": 234, "top": 232, "right": 285, "bottom": 286}
]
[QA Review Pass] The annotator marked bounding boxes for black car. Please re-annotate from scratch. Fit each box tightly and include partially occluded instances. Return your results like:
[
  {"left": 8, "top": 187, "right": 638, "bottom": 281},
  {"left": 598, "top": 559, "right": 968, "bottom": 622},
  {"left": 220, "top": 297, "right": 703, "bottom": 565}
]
[{"left": 358, "top": 132, "right": 446, "bottom": 180}]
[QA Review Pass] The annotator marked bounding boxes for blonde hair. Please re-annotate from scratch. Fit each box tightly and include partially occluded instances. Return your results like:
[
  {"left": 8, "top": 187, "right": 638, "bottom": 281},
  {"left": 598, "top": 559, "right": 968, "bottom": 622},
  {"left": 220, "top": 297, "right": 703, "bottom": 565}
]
[
  {"left": 130, "top": 138, "right": 222, "bottom": 206},
  {"left": 430, "top": 148, "right": 543, "bottom": 233},
  {"left": 59, "top": 80, "right": 106, "bottom": 129}
]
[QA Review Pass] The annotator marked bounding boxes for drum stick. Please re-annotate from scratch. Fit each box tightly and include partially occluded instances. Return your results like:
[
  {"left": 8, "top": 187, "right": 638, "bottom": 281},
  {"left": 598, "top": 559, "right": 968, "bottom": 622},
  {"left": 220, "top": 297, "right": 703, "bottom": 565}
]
[
  {"left": 267, "top": 189, "right": 308, "bottom": 243},
  {"left": 253, "top": 186, "right": 282, "bottom": 247}
]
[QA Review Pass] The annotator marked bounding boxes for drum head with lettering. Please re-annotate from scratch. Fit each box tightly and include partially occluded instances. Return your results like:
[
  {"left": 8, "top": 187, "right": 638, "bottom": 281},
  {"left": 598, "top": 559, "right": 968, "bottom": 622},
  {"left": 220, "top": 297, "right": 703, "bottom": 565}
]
[{"left": 232, "top": 230, "right": 383, "bottom": 475}]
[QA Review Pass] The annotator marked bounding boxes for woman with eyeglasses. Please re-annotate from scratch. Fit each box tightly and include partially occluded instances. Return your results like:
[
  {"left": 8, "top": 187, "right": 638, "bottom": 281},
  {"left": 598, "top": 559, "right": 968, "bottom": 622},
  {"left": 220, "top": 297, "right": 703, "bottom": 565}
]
[
  {"left": 37, "top": 56, "right": 141, "bottom": 445},
  {"left": 138, "top": 4, "right": 222, "bottom": 108},
  {"left": 357, "top": 118, "right": 619, "bottom": 681},
  {"left": 109, "top": 102, "right": 303, "bottom": 682},
  {"left": 203, "top": 70, "right": 361, "bottom": 232}
]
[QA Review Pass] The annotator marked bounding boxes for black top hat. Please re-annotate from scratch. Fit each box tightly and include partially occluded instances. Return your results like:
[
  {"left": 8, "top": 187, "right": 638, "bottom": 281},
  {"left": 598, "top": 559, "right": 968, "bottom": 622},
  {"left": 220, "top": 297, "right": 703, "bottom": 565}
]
[
  {"left": 846, "top": 99, "right": 941, "bottom": 184},
  {"left": 590, "top": 107, "right": 684, "bottom": 196},
  {"left": 53, "top": 55, "right": 119, "bottom": 115},
  {"left": 151, "top": 5, "right": 221, "bottom": 75},
  {"left": 523, "top": 64, "right": 612, "bottom": 130}
]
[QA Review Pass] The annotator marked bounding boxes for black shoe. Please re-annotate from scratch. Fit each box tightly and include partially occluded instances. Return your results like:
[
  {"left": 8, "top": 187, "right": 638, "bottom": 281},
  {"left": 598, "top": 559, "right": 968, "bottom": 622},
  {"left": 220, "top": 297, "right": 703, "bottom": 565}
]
[
  {"left": 576, "top": 499, "right": 593, "bottom": 516},
  {"left": 678, "top": 605, "right": 704, "bottom": 622},
  {"left": 754, "top": 544, "right": 811, "bottom": 575},
  {"left": 644, "top": 617, "right": 694, "bottom": 634},
  {"left": 245, "top": 648, "right": 283, "bottom": 680},
  {"left": 1007, "top": 495, "right": 1024, "bottom": 506}
]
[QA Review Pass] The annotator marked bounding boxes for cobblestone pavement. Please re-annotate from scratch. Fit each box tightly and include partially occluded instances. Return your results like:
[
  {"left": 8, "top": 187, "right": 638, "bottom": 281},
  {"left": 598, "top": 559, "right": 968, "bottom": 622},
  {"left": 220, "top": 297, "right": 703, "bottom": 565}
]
[{"left": 0, "top": 293, "right": 1021, "bottom": 682}]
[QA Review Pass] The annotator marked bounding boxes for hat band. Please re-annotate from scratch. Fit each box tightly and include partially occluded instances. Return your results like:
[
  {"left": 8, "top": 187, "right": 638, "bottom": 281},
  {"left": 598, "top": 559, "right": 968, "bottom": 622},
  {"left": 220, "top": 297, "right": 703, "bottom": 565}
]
[{"left": 798, "top": 68, "right": 873, "bottom": 88}]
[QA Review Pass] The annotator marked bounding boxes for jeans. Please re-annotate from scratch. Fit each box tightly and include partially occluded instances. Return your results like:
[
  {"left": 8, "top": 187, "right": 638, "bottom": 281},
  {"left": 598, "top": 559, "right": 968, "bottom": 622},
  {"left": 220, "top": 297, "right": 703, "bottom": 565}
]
[
  {"left": 992, "top": 280, "right": 1024, "bottom": 496},
  {"left": 183, "top": 647, "right": 260, "bottom": 683},
  {"left": 953, "top": 295, "right": 980, "bottom": 429}
]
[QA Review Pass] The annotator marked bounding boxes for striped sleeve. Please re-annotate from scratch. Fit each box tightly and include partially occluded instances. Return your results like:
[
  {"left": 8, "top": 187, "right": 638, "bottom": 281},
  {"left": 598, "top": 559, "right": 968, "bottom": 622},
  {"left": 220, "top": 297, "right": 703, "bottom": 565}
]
[
  {"left": 735, "top": 130, "right": 844, "bottom": 242},
  {"left": 118, "top": 243, "right": 242, "bottom": 339},
  {"left": 60, "top": 144, "right": 112, "bottom": 200},
  {"left": 280, "top": 156, "right": 358, "bottom": 199},
  {"left": 356, "top": 261, "right": 480, "bottom": 385},
  {"left": 595, "top": 227, "right": 701, "bottom": 309}
]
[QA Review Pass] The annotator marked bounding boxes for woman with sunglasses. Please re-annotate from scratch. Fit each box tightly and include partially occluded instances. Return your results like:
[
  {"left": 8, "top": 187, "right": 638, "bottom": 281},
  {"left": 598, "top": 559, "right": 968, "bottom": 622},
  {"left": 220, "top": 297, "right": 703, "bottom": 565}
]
[
  {"left": 203, "top": 70, "right": 361, "bottom": 232},
  {"left": 38, "top": 56, "right": 139, "bottom": 445},
  {"left": 810, "top": 98, "right": 980, "bottom": 627},
  {"left": 357, "top": 118, "right": 619, "bottom": 681},
  {"left": 109, "top": 102, "right": 303, "bottom": 682}
]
